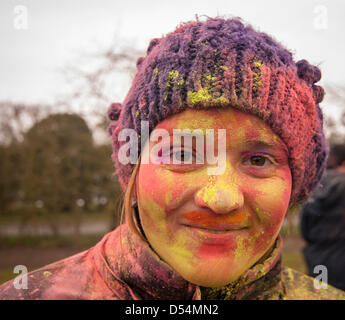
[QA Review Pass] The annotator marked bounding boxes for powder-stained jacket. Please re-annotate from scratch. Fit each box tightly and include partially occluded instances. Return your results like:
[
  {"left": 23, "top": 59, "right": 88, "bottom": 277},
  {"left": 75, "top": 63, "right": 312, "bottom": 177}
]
[{"left": 0, "top": 224, "right": 344, "bottom": 300}]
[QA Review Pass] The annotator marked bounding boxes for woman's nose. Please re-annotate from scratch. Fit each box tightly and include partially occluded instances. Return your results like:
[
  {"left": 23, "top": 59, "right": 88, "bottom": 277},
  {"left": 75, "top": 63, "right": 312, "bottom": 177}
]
[{"left": 194, "top": 176, "right": 244, "bottom": 214}]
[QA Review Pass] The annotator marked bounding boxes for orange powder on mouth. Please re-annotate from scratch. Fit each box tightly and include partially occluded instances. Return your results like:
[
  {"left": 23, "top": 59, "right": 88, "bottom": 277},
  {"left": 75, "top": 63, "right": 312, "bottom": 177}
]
[{"left": 183, "top": 210, "right": 248, "bottom": 228}]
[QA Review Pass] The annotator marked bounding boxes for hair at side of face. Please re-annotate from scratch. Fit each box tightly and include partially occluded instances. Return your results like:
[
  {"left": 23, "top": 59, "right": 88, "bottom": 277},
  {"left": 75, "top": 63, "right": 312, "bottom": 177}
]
[{"left": 122, "top": 155, "right": 148, "bottom": 242}]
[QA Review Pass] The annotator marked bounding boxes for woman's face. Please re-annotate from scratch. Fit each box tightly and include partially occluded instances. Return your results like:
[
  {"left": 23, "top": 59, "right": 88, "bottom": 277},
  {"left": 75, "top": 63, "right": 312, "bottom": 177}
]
[{"left": 135, "top": 108, "right": 292, "bottom": 287}]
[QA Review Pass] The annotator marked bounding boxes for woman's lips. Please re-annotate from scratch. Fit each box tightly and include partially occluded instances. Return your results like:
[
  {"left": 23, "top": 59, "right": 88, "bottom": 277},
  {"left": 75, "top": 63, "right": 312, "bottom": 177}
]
[
  {"left": 181, "top": 223, "right": 249, "bottom": 245},
  {"left": 181, "top": 224, "right": 247, "bottom": 233},
  {"left": 181, "top": 210, "right": 250, "bottom": 232}
]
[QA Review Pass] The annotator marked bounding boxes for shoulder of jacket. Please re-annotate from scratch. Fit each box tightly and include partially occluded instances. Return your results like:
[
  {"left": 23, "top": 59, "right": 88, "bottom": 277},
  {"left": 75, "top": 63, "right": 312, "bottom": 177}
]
[
  {"left": 0, "top": 249, "right": 91, "bottom": 300},
  {"left": 281, "top": 266, "right": 345, "bottom": 300}
]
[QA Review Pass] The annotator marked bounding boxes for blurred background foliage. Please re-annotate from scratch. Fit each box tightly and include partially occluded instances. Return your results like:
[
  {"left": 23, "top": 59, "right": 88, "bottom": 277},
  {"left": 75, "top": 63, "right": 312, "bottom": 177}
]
[
  {"left": 0, "top": 106, "right": 123, "bottom": 234},
  {"left": 0, "top": 39, "right": 142, "bottom": 236}
]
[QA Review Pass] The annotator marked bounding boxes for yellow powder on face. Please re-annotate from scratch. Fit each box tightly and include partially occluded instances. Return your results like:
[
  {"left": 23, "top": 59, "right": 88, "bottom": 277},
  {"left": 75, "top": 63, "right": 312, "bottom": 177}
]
[
  {"left": 254, "top": 207, "right": 271, "bottom": 224},
  {"left": 165, "top": 191, "right": 172, "bottom": 206},
  {"left": 233, "top": 232, "right": 259, "bottom": 266},
  {"left": 236, "top": 126, "right": 246, "bottom": 141},
  {"left": 258, "top": 126, "right": 271, "bottom": 142},
  {"left": 255, "top": 121, "right": 287, "bottom": 154},
  {"left": 139, "top": 179, "right": 198, "bottom": 272},
  {"left": 248, "top": 230, "right": 264, "bottom": 246},
  {"left": 176, "top": 111, "right": 217, "bottom": 133},
  {"left": 154, "top": 166, "right": 177, "bottom": 188},
  {"left": 257, "top": 179, "right": 289, "bottom": 200},
  {"left": 200, "top": 183, "right": 218, "bottom": 206},
  {"left": 234, "top": 230, "right": 268, "bottom": 267},
  {"left": 234, "top": 235, "right": 247, "bottom": 262},
  {"left": 193, "top": 254, "right": 238, "bottom": 285},
  {"left": 138, "top": 195, "right": 198, "bottom": 273},
  {"left": 169, "top": 229, "right": 196, "bottom": 261},
  {"left": 137, "top": 107, "right": 292, "bottom": 287},
  {"left": 245, "top": 118, "right": 254, "bottom": 128},
  {"left": 195, "top": 165, "right": 244, "bottom": 210},
  {"left": 139, "top": 192, "right": 168, "bottom": 235},
  {"left": 146, "top": 213, "right": 199, "bottom": 277}
]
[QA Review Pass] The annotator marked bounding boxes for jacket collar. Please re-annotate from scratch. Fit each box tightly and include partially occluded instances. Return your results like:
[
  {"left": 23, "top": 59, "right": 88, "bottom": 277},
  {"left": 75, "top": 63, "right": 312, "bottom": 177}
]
[{"left": 95, "top": 223, "right": 284, "bottom": 300}]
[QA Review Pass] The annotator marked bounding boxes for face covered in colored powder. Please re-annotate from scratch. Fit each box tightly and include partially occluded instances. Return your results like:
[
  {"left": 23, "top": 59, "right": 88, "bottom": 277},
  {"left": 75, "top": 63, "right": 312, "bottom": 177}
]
[{"left": 135, "top": 108, "right": 292, "bottom": 287}]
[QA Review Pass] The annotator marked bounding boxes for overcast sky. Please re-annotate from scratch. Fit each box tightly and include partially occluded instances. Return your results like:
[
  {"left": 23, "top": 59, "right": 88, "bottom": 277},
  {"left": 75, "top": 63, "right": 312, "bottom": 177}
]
[{"left": 1, "top": 0, "right": 345, "bottom": 120}]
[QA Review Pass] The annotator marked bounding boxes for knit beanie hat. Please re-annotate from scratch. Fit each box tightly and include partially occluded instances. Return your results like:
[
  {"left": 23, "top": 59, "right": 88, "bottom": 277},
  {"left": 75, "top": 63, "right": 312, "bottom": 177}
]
[{"left": 107, "top": 17, "right": 328, "bottom": 205}]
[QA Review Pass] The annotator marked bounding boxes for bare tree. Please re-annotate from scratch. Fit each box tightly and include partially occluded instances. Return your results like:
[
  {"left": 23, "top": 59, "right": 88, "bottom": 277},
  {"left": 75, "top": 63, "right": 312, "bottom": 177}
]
[
  {"left": 57, "top": 35, "right": 144, "bottom": 144},
  {"left": 0, "top": 102, "right": 52, "bottom": 146},
  {"left": 0, "top": 102, "right": 53, "bottom": 217}
]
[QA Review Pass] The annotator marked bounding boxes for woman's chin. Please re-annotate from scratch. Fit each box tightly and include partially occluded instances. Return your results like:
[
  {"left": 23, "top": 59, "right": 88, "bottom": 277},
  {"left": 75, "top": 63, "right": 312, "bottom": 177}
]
[
  {"left": 179, "top": 270, "right": 242, "bottom": 288},
  {"left": 173, "top": 262, "right": 247, "bottom": 288}
]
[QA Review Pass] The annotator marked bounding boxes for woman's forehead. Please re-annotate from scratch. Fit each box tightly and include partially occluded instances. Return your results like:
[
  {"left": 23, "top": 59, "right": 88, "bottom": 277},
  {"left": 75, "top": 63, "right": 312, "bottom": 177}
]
[
  {"left": 157, "top": 108, "right": 265, "bottom": 130},
  {"left": 153, "top": 108, "right": 287, "bottom": 152}
]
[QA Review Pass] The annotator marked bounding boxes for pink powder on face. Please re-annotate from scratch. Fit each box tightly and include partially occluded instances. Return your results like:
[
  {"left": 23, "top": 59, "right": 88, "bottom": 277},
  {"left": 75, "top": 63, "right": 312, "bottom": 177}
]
[{"left": 136, "top": 108, "right": 292, "bottom": 287}]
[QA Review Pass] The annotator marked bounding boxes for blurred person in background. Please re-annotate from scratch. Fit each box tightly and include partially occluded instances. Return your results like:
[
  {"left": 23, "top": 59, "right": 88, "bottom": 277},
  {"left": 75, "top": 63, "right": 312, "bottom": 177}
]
[{"left": 301, "top": 143, "right": 345, "bottom": 291}]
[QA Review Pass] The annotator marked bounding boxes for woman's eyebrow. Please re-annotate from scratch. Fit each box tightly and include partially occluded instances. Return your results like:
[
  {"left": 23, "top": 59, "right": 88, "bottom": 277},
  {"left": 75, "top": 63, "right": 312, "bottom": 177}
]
[
  {"left": 243, "top": 139, "right": 288, "bottom": 155},
  {"left": 152, "top": 130, "right": 206, "bottom": 144}
]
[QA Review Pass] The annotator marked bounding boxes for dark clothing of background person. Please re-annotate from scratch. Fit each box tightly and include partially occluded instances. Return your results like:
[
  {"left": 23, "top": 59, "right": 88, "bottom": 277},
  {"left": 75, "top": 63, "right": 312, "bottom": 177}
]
[{"left": 300, "top": 169, "right": 345, "bottom": 291}]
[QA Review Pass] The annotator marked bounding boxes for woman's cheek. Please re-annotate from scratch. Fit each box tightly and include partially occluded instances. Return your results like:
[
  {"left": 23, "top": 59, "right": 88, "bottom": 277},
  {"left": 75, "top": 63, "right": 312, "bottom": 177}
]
[
  {"left": 246, "top": 173, "right": 291, "bottom": 255},
  {"left": 137, "top": 164, "right": 191, "bottom": 237},
  {"left": 139, "top": 163, "right": 173, "bottom": 204},
  {"left": 138, "top": 191, "right": 167, "bottom": 236},
  {"left": 260, "top": 175, "right": 291, "bottom": 222},
  {"left": 137, "top": 166, "right": 201, "bottom": 274}
]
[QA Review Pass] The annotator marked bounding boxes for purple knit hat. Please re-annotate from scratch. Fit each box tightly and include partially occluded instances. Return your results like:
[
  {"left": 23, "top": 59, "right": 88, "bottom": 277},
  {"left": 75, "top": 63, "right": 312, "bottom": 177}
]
[{"left": 107, "top": 17, "right": 328, "bottom": 205}]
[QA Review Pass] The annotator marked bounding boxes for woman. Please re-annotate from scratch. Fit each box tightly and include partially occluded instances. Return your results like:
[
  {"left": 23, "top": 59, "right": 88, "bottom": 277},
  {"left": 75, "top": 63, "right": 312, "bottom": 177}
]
[{"left": 1, "top": 16, "right": 345, "bottom": 300}]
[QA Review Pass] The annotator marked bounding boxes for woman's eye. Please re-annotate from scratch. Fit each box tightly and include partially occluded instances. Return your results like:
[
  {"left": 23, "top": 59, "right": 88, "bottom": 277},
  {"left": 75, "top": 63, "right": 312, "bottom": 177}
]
[
  {"left": 246, "top": 155, "right": 273, "bottom": 167},
  {"left": 172, "top": 150, "right": 193, "bottom": 163},
  {"left": 250, "top": 155, "right": 267, "bottom": 166}
]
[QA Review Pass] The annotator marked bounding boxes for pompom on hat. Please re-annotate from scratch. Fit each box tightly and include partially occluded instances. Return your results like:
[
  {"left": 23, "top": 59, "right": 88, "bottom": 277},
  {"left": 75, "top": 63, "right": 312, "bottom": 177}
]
[{"left": 107, "top": 16, "right": 329, "bottom": 206}]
